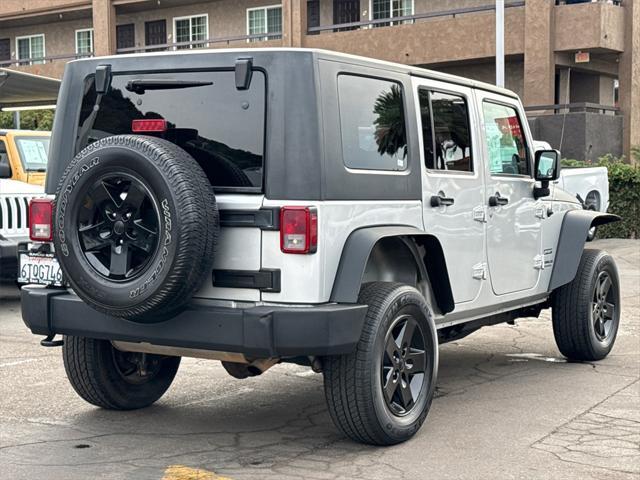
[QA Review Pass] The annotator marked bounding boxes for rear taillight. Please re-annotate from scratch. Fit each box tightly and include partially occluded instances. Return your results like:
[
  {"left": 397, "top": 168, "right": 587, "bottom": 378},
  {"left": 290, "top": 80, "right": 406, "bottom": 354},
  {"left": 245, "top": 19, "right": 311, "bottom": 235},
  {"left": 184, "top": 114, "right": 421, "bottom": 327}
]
[
  {"left": 280, "top": 206, "right": 317, "bottom": 254},
  {"left": 29, "top": 198, "right": 53, "bottom": 242},
  {"left": 131, "top": 119, "right": 167, "bottom": 133}
]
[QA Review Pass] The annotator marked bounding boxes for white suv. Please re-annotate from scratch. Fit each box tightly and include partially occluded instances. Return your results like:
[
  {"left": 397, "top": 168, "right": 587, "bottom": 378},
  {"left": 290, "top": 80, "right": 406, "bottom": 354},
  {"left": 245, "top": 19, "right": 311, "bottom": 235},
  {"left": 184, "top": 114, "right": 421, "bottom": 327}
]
[{"left": 20, "top": 49, "right": 621, "bottom": 445}]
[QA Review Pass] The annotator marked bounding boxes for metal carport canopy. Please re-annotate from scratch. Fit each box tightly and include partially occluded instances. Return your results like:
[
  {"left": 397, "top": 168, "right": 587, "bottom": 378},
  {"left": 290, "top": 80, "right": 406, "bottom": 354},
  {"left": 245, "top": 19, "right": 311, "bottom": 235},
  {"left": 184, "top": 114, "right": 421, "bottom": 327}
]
[{"left": 0, "top": 68, "right": 60, "bottom": 109}]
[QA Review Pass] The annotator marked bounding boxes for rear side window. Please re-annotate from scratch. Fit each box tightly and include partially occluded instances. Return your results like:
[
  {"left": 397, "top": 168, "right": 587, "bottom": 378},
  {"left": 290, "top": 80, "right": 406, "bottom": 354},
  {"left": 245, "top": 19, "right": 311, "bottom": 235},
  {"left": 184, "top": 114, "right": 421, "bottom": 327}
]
[
  {"left": 482, "top": 101, "right": 530, "bottom": 176},
  {"left": 419, "top": 89, "right": 473, "bottom": 173},
  {"left": 337, "top": 75, "right": 407, "bottom": 171},
  {"left": 76, "top": 70, "right": 265, "bottom": 190}
]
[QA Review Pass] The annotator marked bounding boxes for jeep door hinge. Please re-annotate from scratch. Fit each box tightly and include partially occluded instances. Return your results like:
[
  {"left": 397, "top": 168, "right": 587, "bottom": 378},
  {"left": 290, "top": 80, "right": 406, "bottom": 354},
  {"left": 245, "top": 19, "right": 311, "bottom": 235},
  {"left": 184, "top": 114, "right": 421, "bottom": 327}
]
[
  {"left": 472, "top": 262, "right": 488, "bottom": 280},
  {"left": 473, "top": 206, "right": 487, "bottom": 223},
  {"left": 533, "top": 254, "right": 544, "bottom": 270}
]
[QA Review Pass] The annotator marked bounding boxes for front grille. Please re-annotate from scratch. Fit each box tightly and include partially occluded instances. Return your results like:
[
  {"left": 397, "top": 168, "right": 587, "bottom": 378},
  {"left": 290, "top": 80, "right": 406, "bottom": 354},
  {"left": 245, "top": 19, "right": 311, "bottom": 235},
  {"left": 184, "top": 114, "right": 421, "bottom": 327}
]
[{"left": 0, "top": 195, "right": 34, "bottom": 237}]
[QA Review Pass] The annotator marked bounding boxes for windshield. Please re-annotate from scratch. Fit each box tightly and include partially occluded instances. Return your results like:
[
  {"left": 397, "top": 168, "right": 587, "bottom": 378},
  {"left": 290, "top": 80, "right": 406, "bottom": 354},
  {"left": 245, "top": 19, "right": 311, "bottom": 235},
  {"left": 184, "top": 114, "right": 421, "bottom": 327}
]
[
  {"left": 76, "top": 69, "right": 266, "bottom": 191},
  {"left": 15, "top": 136, "right": 50, "bottom": 172}
]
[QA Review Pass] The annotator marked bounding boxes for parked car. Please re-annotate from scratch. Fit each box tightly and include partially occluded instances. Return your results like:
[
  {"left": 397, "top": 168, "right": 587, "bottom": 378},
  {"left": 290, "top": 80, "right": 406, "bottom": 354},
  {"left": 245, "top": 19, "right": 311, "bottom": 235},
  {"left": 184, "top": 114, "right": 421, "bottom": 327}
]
[
  {"left": 0, "top": 129, "right": 50, "bottom": 187},
  {"left": 533, "top": 140, "right": 609, "bottom": 240},
  {"left": 0, "top": 178, "right": 43, "bottom": 282},
  {"left": 20, "top": 49, "right": 620, "bottom": 446}
]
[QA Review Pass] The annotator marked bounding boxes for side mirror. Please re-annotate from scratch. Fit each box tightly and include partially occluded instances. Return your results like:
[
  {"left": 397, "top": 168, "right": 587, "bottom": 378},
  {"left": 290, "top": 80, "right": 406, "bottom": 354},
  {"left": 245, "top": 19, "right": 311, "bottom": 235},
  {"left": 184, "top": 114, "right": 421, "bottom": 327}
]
[
  {"left": 0, "top": 155, "right": 11, "bottom": 179},
  {"left": 533, "top": 149, "right": 560, "bottom": 199},
  {"left": 534, "top": 149, "right": 560, "bottom": 181}
]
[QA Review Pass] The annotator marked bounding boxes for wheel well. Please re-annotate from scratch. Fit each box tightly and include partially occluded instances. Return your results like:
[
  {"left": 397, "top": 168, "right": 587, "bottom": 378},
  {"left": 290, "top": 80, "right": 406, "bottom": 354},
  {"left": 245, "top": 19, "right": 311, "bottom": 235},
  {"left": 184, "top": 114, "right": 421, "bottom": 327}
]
[{"left": 362, "top": 235, "right": 454, "bottom": 315}]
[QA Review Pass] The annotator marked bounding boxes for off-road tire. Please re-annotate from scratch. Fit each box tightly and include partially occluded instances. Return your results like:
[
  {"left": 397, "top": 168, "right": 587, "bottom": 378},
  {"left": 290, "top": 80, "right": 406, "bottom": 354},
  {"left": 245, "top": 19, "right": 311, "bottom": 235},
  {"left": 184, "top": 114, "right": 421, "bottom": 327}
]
[
  {"left": 62, "top": 335, "right": 180, "bottom": 410},
  {"left": 323, "top": 282, "right": 438, "bottom": 445},
  {"left": 53, "top": 135, "right": 218, "bottom": 322},
  {"left": 552, "top": 249, "right": 620, "bottom": 361}
]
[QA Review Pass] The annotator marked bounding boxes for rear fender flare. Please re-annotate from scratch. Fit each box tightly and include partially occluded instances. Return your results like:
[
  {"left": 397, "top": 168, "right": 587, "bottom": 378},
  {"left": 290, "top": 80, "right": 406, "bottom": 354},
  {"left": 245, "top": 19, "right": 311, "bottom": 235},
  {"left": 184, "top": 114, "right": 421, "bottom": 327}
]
[
  {"left": 329, "top": 226, "right": 455, "bottom": 314},
  {"left": 548, "top": 209, "right": 620, "bottom": 291}
]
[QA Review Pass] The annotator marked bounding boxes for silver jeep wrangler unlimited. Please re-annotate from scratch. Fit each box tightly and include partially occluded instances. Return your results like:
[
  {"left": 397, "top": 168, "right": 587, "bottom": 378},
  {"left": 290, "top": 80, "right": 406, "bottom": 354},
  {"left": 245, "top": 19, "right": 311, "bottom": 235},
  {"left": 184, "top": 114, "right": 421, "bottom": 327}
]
[{"left": 20, "top": 49, "right": 621, "bottom": 446}]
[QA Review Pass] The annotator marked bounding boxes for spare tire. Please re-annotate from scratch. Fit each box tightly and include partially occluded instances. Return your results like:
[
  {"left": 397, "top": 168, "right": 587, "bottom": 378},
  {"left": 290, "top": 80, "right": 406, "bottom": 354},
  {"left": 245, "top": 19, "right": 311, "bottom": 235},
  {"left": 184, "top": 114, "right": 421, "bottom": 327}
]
[{"left": 53, "top": 135, "right": 218, "bottom": 322}]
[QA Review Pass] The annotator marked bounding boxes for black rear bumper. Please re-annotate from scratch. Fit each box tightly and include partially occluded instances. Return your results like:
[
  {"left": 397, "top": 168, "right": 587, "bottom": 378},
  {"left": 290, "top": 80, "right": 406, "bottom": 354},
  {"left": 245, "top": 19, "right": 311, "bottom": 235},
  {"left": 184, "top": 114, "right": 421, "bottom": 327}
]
[{"left": 21, "top": 286, "right": 368, "bottom": 357}]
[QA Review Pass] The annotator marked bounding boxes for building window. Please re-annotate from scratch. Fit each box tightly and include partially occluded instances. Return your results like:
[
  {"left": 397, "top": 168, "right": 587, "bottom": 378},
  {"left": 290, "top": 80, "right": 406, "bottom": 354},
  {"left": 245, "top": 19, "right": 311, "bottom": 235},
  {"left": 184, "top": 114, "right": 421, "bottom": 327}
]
[
  {"left": 371, "top": 0, "right": 414, "bottom": 27},
  {"left": 338, "top": 75, "right": 408, "bottom": 172},
  {"left": 75, "top": 28, "right": 94, "bottom": 56},
  {"left": 16, "top": 34, "right": 45, "bottom": 65},
  {"left": 247, "top": 5, "right": 282, "bottom": 42},
  {"left": 173, "top": 14, "right": 208, "bottom": 49}
]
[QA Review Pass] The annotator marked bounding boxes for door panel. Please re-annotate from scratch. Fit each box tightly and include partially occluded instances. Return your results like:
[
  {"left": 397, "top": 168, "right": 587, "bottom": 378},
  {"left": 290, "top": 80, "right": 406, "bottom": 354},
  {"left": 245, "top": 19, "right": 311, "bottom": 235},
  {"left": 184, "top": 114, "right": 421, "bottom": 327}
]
[
  {"left": 0, "top": 39, "right": 10, "bottom": 62},
  {"left": 145, "top": 20, "right": 166, "bottom": 51},
  {"left": 479, "top": 93, "right": 542, "bottom": 295},
  {"left": 413, "top": 79, "right": 486, "bottom": 305},
  {"left": 333, "top": 0, "right": 360, "bottom": 31},
  {"left": 116, "top": 24, "right": 135, "bottom": 51}
]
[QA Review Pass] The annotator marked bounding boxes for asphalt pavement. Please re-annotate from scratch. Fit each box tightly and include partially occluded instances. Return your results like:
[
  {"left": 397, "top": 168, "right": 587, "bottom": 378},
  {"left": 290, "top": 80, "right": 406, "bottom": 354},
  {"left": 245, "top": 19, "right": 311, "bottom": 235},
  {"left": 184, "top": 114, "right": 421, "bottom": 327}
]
[{"left": 1, "top": 239, "right": 638, "bottom": 480}]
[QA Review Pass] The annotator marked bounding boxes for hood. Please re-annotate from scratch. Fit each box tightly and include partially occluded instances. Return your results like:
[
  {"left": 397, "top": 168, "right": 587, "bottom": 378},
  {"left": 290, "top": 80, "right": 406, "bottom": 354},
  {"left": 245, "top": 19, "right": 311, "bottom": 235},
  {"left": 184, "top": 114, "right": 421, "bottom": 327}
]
[{"left": 553, "top": 185, "right": 582, "bottom": 205}]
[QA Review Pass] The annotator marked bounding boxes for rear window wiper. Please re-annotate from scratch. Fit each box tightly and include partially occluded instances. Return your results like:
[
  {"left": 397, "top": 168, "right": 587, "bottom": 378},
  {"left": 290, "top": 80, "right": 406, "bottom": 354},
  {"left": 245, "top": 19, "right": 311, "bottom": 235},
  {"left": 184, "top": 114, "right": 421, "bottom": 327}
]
[{"left": 125, "top": 79, "right": 213, "bottom": 94}]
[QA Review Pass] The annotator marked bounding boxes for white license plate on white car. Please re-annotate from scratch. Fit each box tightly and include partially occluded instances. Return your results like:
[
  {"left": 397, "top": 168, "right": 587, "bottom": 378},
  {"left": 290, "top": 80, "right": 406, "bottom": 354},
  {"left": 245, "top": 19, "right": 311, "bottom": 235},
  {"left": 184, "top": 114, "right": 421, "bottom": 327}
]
[{"left": 18, "top": 253, "right": 64, "bottom": 286}]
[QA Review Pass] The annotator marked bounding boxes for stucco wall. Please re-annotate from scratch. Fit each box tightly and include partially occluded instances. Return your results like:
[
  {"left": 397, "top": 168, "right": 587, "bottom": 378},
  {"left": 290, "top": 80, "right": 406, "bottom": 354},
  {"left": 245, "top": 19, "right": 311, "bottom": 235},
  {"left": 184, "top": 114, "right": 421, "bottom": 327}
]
[
  {"left": 0, "top": 0, "right": 89, "bottom": 17},
  {"left": 554, "top": 2, "right": 625, "bottom": 53},
  {"left": 304, "top": 5, "right": 525, "bottom": 65},
  {"left": 432, "top": 59, "right": 524, "bottom": 99},
  {"left": 0, "top": 17, "right": 93, "bottom": 60}
]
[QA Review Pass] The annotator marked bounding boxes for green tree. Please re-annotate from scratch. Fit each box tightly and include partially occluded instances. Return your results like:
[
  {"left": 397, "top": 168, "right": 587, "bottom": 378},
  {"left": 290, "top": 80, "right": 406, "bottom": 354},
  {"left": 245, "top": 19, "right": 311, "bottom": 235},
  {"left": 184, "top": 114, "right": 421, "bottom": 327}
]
[{"left": 0, "top": 109, "right": 54, "bottom": 130}]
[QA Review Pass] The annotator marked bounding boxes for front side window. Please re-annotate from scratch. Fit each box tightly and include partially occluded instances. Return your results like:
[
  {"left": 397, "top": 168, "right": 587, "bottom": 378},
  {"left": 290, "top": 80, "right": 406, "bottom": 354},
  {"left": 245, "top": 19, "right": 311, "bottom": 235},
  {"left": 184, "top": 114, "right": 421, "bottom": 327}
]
[
  {"left": 16, "top": 34, "right": 45, "bottom": 65},
  {"left": 419, "top": 89, "right": 473, "bottom": 173},
  {"left": 338, "top": 75, "right": 407, "bottom": 171},
  {"left": 372, "top": 0, "right": 414, "bottom": 27},
  {"left": 174, "top": 15, "right": 208, "bottom": 49},
  {"left": 76, "top": 70, "right": 266, "bottom": 191},
  {"left": 15, "top": 136, "right": 50, "bottom": 171},
  {"left": 75, "top": 29, "right": 94, "bottom": 56},
  {"left": 247, "top": 5, "right": 283, "bottom": 42},
  {"left": 482, "top": 102, "right": 530, "bottom": 176}
]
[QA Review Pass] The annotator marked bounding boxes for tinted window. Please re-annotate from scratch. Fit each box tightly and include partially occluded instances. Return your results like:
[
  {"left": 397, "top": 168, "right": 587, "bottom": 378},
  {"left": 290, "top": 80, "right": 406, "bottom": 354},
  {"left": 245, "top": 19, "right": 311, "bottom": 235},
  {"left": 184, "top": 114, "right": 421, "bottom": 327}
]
[
  {"left": 77, "top": 70, "right": 265, "bottom": 190},
  {"left": 482, "top": 102, "right": 530, "bottom": 176},
  {"left": 419, "top": 90, "right": 473, "bottom": 173},
  {"left": 15, "top": 136, "right": 49, "bottom": 171},
  {"left": 338, "top": 75, "right": 407, "bottom": 171}
]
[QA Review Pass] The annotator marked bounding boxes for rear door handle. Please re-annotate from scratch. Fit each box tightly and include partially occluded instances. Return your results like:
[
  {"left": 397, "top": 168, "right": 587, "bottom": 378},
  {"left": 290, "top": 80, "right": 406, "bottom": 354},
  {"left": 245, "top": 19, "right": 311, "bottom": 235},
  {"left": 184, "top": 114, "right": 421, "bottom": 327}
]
[
  {"left": 430, "top": 194, "right": 455, "bottom": 207},
  {"left": 489, "top": 192, "right": 509, "bottom": 207}
]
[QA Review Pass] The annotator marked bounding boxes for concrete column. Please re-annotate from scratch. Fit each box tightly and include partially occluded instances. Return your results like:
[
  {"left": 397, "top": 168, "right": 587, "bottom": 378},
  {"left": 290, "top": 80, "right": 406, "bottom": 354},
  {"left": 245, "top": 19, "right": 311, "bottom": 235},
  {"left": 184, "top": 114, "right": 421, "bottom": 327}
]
[
  {"left": 557, "top": 67, "right": 570, "bottom": 104},
  {"left": 282, "top": 0, "right": 307, "bottom": 47},
  {"left": 618, "top": 0, "right": 639, "bottom": 162},
  {"left": 92, "top": 0, "right": 116, "bottom": 56},
  {"left": 523, "top": 0, "right": 555, "bottom": 107}
]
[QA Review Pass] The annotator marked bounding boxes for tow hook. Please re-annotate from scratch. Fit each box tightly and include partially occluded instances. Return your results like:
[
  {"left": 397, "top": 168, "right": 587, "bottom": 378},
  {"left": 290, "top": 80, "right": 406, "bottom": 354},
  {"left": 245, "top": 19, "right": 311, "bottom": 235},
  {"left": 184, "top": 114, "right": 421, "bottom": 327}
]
[{"left": 40, "top": 334, "right": 64, "bottom": 347}]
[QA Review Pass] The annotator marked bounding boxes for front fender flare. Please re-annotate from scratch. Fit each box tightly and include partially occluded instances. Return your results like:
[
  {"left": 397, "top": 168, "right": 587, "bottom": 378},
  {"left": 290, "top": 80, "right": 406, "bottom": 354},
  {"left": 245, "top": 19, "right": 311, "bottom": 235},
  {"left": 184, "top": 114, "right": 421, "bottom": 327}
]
[{"left": 548, "top": 209, "right": 620, "bottom": 291}]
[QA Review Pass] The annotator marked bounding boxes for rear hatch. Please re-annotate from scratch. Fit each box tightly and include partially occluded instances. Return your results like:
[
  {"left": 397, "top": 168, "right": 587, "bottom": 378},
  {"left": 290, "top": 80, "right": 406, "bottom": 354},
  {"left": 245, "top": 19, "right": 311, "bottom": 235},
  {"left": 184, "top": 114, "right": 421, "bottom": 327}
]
[{"left": 74, "top": 67, "right": 267, "bottom": 302}]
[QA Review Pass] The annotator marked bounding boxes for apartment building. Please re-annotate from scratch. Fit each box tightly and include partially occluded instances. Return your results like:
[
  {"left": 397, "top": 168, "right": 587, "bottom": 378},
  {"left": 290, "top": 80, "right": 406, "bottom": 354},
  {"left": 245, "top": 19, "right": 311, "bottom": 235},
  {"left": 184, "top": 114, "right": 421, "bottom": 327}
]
[{"left": 0, "top": 0, "right": 638, "bottom": 160}]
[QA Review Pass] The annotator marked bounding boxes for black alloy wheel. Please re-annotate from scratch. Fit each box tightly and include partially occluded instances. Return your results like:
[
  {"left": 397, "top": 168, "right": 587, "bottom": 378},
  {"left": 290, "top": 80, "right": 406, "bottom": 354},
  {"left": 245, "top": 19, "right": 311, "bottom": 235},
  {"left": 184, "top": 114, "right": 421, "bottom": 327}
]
[
  {"left": 382, "top": 314, "right": 427, "bottom": 416},
  {"left": 77, "top": 173, "right": 160, "bottom": 281},
  {"left": 591, "top": 271, "right": 616, "bottom": 343}
]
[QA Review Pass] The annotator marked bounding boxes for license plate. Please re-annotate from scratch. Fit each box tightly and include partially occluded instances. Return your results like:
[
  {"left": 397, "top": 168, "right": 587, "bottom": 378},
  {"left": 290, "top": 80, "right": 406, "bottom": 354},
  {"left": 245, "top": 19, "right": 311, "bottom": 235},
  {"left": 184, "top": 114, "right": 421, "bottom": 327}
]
[{"left": 18, "top": 253, "right": 64, "bottom": 286}]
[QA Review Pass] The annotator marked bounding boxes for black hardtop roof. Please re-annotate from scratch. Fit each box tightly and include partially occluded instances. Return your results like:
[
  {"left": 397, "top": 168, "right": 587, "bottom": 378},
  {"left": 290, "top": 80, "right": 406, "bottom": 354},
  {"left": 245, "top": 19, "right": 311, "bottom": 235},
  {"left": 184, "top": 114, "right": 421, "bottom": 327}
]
[{"left": 68, "top": 47, "right": 519, "bottom": 100}]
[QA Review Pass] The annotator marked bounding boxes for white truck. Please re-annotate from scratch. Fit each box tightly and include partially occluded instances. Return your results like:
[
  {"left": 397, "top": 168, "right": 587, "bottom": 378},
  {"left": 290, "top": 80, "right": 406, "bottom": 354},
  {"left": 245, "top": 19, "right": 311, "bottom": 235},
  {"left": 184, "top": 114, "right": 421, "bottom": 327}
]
[{"left": 534, "top": 140, "right": 609, "bottom": 240}]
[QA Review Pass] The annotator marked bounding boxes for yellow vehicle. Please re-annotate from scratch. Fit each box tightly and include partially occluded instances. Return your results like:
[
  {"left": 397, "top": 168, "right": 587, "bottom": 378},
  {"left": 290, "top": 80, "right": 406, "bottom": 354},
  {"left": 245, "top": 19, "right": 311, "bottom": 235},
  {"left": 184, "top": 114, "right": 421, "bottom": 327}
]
[{"left": 0, "top": 129, "right": 50, "bottom": 186}]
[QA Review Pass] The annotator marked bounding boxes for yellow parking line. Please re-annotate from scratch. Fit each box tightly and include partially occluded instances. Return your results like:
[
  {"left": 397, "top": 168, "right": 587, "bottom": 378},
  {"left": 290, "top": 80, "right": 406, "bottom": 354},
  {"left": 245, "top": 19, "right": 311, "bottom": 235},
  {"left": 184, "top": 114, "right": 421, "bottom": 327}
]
[{"left": 162, "top": 465, "right": 233, "bottom": 480}]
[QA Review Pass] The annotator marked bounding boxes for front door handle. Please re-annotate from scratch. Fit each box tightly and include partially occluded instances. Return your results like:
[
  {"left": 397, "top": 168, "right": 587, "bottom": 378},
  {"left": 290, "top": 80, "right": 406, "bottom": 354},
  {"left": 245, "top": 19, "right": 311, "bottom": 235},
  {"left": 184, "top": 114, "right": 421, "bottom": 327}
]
[
  {"left": 489, "top": 192, "right": 509, "bottom": 207},
  {"left": 430, "top": 193, "right": 455, "bottom": 207}
]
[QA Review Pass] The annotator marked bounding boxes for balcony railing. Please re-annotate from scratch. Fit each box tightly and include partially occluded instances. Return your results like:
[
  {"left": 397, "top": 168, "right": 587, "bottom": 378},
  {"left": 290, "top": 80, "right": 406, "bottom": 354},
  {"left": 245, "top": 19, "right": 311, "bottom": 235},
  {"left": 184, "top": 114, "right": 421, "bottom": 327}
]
[
  {"left": 525, "top": 102, "right": 620, "bottom": 116},
  {"left": 308, "top": 1, "right": 525, "bottom": 34},
  {"left": 0, "top": 52, "right": 92, "bottom": 68},
  {"left": 115, "top": 32, "right": 282, "bottom": 54}
]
